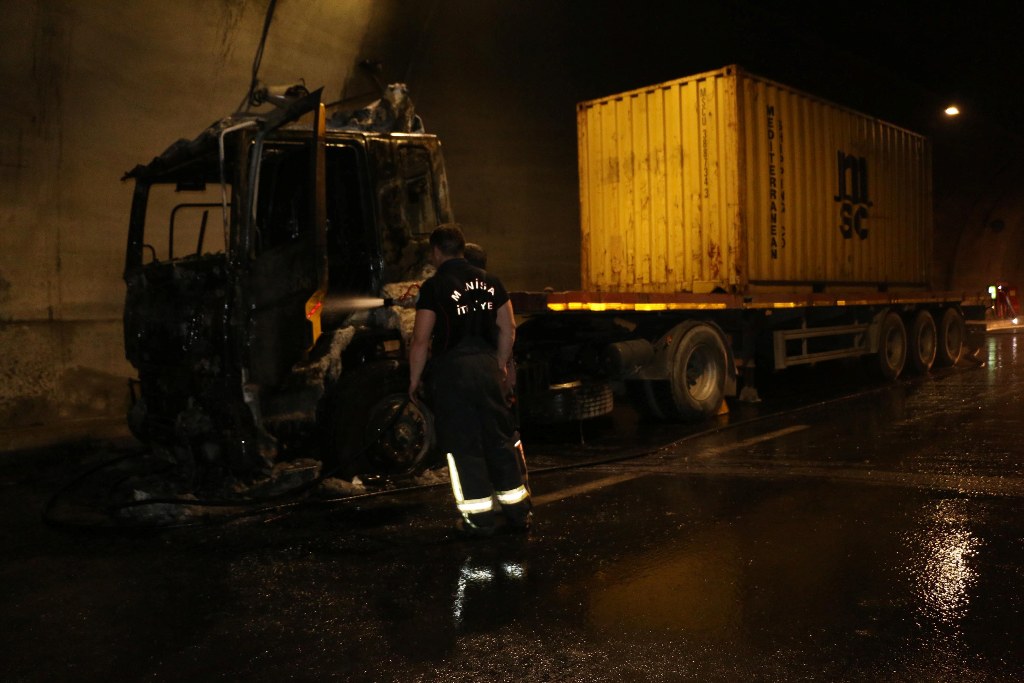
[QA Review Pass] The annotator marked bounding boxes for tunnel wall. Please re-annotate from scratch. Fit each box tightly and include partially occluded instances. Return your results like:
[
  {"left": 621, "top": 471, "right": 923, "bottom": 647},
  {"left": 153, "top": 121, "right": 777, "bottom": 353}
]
[{"left": 936, "top": 128, "right": 1024, "bottom": 297}]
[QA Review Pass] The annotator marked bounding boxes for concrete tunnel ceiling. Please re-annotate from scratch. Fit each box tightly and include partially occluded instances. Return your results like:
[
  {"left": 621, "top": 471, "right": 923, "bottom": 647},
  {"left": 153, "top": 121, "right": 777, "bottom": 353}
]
[{"left": 3, "top": 0, "right": 1024, "bottom": 434}]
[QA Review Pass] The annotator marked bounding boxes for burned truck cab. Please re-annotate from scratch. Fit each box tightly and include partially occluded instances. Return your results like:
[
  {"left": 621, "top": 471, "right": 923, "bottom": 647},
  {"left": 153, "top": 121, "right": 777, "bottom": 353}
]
[{"left": 123, "top": 88, "right": 451, "bottom": 479}]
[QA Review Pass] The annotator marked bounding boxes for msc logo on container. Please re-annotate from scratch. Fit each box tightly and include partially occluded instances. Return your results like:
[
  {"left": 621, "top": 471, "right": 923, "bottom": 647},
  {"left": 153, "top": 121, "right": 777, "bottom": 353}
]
[{"left": 833, "top": 151, "right": 872, "bottom": 240}]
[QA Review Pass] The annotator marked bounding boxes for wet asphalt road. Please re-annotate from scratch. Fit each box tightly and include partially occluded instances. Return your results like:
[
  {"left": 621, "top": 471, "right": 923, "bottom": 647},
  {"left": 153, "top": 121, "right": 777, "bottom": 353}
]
[{"left": 2, "top": 331, "right": 1023, "bottom": 682}]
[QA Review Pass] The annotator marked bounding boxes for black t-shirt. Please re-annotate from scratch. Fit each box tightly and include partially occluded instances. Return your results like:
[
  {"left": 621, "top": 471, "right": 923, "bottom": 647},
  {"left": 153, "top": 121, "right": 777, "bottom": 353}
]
[{"left": 416, "top": 258, "right": 509, "bottom": 356}]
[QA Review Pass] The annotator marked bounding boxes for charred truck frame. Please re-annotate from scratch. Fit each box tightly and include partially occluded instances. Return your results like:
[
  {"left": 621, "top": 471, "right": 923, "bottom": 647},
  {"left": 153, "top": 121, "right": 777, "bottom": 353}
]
[{"left": 123, "top": 88, "right": 445, "bottom": 480}]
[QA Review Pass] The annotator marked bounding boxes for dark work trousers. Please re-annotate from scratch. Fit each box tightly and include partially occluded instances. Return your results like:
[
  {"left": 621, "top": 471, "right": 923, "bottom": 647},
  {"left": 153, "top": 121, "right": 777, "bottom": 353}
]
[{"left": 430, "top": 340, "right": 531, "bottom": 528}]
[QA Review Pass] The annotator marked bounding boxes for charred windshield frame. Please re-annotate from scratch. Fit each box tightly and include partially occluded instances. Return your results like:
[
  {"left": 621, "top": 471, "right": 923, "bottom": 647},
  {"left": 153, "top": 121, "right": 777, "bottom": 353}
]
[{"left": 220, "top": 120, "right": 259, "bottom": 256}]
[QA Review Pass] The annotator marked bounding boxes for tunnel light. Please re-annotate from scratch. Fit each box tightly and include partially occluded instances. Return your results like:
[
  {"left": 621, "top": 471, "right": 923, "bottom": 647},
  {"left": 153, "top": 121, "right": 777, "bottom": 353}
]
[{"left": 944, "top": 105, "right": 961, "bottom": 117}]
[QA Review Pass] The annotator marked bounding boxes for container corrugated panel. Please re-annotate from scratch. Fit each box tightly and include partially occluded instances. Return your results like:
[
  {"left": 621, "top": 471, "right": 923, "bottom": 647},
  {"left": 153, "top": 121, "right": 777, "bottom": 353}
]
[{"left": 578, "top": 66, "right": 932, "bottom": 294}]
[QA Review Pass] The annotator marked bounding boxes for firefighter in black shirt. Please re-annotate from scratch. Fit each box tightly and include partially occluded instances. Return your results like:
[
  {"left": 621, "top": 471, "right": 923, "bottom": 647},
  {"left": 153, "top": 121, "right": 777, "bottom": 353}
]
[{"left": 409, "top": 225, "right": 532, "bottom": 536}]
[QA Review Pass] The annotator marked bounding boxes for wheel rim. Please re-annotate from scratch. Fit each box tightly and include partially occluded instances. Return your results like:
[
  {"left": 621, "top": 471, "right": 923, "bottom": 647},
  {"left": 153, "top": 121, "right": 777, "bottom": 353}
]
[
  {"left": 885, "top": 326, "right": 904, "bottom": 367},
  {"left": 945, "top": 320, "right": 963, "bottom": 358},
  {"left": 936, "top": 309, "right": 964, "bottom": 366},
  {"left": 918, "top": 321, "right": 936, "bottom": 363},
  {"left": 683, "top": 344, "right": 721, "bottom": 401},
  {"left": 364, "top": 395, "right": 431, "bottom": 472}
]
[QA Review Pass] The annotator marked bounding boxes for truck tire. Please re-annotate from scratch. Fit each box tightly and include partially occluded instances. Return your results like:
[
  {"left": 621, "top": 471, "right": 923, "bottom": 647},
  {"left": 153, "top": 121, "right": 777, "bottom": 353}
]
[
  {"left": 935, "top": 307, "right": 965, "bottom": 367},
  {"left": 667, "top": 323, "right": 729, "bottom": 421},
  {"left": 876, "top": 311, "right": 907, "bottom": 380},
  {"left": 906, "top": 309, "right": 937, "bottom": 375},
  {"left": 321, "top": 361, "right": 435, "bottom": 478}
]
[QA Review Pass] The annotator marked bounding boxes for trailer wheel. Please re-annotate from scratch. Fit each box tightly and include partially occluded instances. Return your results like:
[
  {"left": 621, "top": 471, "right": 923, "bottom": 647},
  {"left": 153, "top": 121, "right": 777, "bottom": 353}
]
[
  {"left": 668, "top": 324, "right": 729, "bottom": 420},
  {"left": 876, "top": 311, "right": 907, "bottom": 380},
  {"left": 935, "top": 307, "right": 965, "bottom": 367},
  {"left": 906, "top": 310, "right": 937, "bottom": 374},
  {"left": 321, "top": 361, "right": 435, "bottom": 478}
]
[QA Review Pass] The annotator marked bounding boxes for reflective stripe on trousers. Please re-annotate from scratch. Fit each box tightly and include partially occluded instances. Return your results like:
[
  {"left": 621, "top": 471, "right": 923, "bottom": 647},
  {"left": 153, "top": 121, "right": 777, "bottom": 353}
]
[
  {"left": 496, "top": 485, "right": 529, "bottom": 506},
  {"left": 447, "top": 453, "right": 494, "bottom": 515}
]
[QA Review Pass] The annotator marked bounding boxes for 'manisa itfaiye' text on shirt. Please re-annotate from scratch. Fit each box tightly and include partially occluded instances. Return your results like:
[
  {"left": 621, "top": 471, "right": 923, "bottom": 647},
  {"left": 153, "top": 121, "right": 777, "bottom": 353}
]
[{"left": 450, "top": 279, "right": 497, "bottom": 315}]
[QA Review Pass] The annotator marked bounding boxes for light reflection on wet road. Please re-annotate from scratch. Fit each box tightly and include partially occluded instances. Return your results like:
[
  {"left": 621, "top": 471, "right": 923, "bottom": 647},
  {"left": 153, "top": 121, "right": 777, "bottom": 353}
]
[{"left": 2, "top": 332, "right": 1023, "bottom": 681}]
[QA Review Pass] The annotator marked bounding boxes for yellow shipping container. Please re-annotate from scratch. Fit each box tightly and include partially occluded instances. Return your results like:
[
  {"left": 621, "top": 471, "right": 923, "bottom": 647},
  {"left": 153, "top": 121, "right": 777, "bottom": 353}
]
[{"left": 578, "top": 65, "right": 932, "bottom": 294}]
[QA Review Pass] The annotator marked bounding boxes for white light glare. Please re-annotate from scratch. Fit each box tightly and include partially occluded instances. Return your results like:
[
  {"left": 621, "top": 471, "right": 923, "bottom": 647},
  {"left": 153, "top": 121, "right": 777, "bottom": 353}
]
[{"left": 944, "top": 105, "right": 961, "bottom": 117}]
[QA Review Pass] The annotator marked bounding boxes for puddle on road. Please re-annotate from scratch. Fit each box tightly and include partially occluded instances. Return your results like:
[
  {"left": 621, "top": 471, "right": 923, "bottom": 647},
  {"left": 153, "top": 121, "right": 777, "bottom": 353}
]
[{"left": 902, "top": 498, "right": 980, "bottom": 627}]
